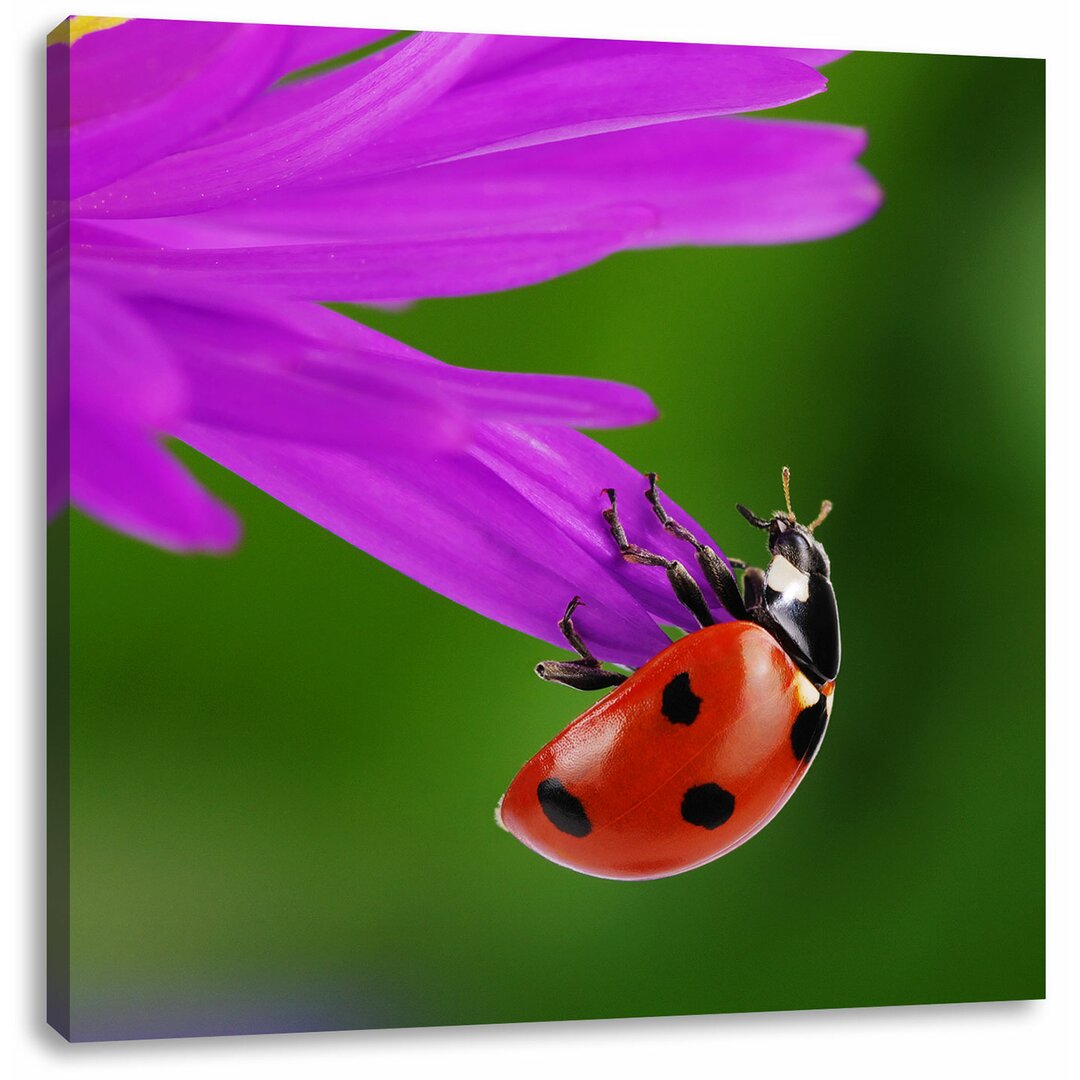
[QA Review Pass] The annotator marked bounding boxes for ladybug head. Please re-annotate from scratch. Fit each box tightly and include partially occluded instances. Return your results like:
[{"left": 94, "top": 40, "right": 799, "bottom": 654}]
[
  {"left": 736, "top": 467, "right": 832, "bottom": 578},
  {"left": 737, "top": 468, "right": 840, "bottom": 686}
]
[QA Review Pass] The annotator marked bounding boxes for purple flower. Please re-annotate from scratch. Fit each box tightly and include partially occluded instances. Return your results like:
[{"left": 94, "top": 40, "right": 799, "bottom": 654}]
[{"left": 49, "top": 19, "right": 880, "bottom": 664}]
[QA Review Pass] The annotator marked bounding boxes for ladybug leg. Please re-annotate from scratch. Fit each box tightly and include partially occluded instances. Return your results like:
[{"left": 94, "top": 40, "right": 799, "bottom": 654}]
[
  {"left": 603, "top": 489, "right": 715, "bottom": 628},
  {"left": 557, "top": 595, "right": 600, "bottom": 660},
  {"left": 535, "top": 597, "right": 628, "bottom": 692},
  {"left": 741, "top": 566, "right": 767, "bottom": 613},
  {"left": 535, "top": 661, "right": 627, "bottom": 692},
  {"left": 643, "top": 473, "right": 749, "bottom": 620}
]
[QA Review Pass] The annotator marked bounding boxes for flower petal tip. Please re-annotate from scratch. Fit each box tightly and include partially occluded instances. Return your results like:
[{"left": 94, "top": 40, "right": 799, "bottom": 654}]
[
  {"left": 149, "top": 500, "right": 243, "bottom": 557},
  {"left": 195, "top": 511, "right": 244, "bottom": 556}
]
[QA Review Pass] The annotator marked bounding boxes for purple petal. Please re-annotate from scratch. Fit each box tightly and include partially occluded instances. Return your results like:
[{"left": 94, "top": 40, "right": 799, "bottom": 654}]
[
  {"left": 187, "top": 31, "right": 413, "bottom": 150},
  {"left": 627, "top": 118, "right": 882, "bottom": 245},
  {"left": 51, "top": 21, "right": 878, "bottom": 585},
  {"left": 56, "top": 286, "right": 658, "bottom": 564},
  {"left": 70, "top": 410, "right": 240, "bottom": 553},
  {"left": 284, "top": 348, "right": 659, "bottom": 431},
  {"left": 268, "top": 25, "right": 395, "bottom": 81},
  {"left": 131, "top": 297, "right": 657, "bottom": 439},
  {"left": 56, "top": 20, "right": 268, "bottom": 125},
  {"left": 175, "top": 407, "right": 741, "bottom": 665},
  {"left": 68, "top": 280, "right": 187, "bottom": 427},
  {"left": 58, "top": 23, "right": 290, "bottom": 200},
  {"left": 129, "top": 297, "right": 472, "bottom": 455},
  {"left": 196, "top": 117, "right": 879, "bottom": 247},
  {"left": 60, "top": 277, "right": 240, "bottom": 551},
  {"left": 164, "top": 300, "right": 727, "bottom": 662},
  {"left": 514, "top": 39, "right": 848, "bottom": 71},
  {"left": 198, "top": 301, "right": 660, "bottom": 429},
  {"left": 456, "top": 34, "right": 566, "bottom": 85},
  {"left": 174, "top": 348, "right": 476, "bottom": 457},
  {"left": 373, "top": 363, "right": 657, "bottom": 430},
  {"left": 755, "top": 47, "right": 849, "bottom": 66},
  {"left": 311, "top": 41, "right": 827, "bottom": 185},
  {"left": 177, "top": 422, "right": 673, "bottom": 666},
  {"left": 71, "top": 207, "right": 657, "bottom": 302},
  {"left": 469, "top": 423, "right": 734, "bottom": 632},
  {"left": 47, "top": 268, "right": 71, "bottom": 518},
  {"left": 72, "top": 33, "right": 485, "bottom": 218}
]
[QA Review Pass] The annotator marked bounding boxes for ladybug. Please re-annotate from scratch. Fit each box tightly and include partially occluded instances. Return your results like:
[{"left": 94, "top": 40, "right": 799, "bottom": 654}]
[{"left": 497, "top": 468, "right": 840, "bottom": 880}]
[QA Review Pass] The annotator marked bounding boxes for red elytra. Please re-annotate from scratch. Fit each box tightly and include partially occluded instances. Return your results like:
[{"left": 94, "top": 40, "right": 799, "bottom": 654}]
[{"left": 498, "top": 621, "right": 834, "bottom": 881}]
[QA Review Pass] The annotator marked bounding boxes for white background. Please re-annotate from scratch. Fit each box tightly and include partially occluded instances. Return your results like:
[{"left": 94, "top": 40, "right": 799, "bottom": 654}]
[{"left": 4, "top": 1, "right": 1074, "bottom": 1076}]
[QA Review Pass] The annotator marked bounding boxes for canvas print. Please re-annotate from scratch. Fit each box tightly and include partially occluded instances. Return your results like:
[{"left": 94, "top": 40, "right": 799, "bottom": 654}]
[{"left": 47, "top": 16, "right": 1045, "bottom": 1041}]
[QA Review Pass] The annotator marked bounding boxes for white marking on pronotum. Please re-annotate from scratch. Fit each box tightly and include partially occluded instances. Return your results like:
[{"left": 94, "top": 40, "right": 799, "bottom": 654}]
[
  {"left": 767, "top": 554, "right": 811, "bottom": 603},
  {"left": 494, "top": 794, "right": 508, "bottom": 831}
]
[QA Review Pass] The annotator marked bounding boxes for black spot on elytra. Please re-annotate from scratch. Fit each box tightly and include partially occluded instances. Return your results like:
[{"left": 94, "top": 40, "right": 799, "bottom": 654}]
[
  {"left": 791, "top": 696, "right": 829, "bottom": 762},
  {"left": 537, "top": 778, "right": 592, "bottom": 838},
  {"left": 681, "top": 783, "right": 735, "bottom": 829},
  {"left": 661, "top": 672, "right": 701, "bottom": 725}
]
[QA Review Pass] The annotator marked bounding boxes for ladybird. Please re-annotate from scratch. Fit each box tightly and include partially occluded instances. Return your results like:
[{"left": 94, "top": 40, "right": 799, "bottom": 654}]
[{"left": 497, "top": 468, "right": 840, "bottom": 880}]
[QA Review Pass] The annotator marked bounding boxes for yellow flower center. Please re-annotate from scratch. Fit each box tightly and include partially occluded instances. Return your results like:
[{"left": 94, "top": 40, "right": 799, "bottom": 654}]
[{"left": 47, "top": 16, "right": 129, "bottom": 47}]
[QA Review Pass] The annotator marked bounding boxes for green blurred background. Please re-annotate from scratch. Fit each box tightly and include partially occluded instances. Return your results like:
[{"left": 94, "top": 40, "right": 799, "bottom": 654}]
[{"left": 60, "top": 50, "right": 1044, "bottom": 1040}]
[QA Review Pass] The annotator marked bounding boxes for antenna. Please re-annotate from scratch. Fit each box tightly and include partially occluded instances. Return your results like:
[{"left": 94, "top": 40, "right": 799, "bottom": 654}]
[
  {"left": 807, "top": 500, "right": 833, "bottom": 533},
  {"left": 781, "top": 466, "right": 795, "bottom": 523}
]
